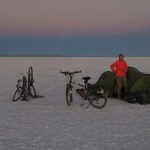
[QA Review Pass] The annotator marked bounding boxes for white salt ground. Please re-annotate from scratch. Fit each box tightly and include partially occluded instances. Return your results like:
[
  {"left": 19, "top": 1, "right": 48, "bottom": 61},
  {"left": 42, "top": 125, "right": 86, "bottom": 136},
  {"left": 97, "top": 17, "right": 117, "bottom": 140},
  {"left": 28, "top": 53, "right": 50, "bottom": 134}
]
[{"left": 0, "top": 57, "right": 150, "bottom": 150}]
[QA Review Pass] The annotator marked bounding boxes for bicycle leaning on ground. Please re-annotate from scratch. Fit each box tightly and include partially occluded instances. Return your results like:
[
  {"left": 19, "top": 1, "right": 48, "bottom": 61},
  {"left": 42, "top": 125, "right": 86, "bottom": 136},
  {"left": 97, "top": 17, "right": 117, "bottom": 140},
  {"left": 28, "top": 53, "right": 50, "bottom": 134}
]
[
  {"left": 60, "top": 70, "right": 107, "bottom": 109},
  {"left": 13, "top": 66, "right": 36, "bottom": 101}
]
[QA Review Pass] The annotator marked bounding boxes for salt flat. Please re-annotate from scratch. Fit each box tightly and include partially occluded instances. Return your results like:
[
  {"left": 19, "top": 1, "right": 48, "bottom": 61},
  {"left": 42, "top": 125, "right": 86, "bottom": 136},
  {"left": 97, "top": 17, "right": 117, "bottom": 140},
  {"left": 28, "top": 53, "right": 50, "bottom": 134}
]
[{"left": 0, "top": 57, "right": 150, "bottom": 150}]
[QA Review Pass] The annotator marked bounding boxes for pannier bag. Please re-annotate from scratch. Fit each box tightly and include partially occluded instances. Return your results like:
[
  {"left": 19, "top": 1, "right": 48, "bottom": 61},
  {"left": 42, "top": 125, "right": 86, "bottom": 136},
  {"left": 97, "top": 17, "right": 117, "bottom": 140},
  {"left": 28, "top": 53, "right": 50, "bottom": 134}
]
[
  {"left": 136, "top": 91, "right": 150, "bottom": 105},
  {"left": 125, "top": 90, "right": 150, "bottom": 105},
  {"left": 125, "top": 92, "right": 137, "bottom": 104}
]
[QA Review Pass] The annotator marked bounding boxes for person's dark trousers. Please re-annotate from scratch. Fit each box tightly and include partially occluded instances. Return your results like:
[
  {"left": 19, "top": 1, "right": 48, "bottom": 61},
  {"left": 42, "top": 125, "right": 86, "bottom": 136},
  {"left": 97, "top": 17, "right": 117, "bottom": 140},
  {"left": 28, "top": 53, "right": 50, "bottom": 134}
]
[{"left": 116, "top": 76, "right": 127, "bottom": 99}]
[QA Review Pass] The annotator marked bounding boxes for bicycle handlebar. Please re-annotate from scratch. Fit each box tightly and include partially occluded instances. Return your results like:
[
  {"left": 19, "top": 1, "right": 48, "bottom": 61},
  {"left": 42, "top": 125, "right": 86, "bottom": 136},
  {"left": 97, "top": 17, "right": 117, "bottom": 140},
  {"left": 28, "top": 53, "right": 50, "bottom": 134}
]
[{"left": 60, "top": 70, "right": 82, "bottom": 75}]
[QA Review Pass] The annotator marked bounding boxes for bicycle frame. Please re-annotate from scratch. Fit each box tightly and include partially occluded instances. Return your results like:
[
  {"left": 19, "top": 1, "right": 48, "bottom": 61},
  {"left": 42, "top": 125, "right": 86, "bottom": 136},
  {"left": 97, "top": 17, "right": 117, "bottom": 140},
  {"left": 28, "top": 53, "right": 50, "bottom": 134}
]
[
  {"left": 60, "top": 70, "right": 88, "bottom": 101},
  {"left": 65, "top": 73, "right": 84, "bottom": 91},
  {"left": 60, "top": 70, "right": 107, "bottom": 109}
]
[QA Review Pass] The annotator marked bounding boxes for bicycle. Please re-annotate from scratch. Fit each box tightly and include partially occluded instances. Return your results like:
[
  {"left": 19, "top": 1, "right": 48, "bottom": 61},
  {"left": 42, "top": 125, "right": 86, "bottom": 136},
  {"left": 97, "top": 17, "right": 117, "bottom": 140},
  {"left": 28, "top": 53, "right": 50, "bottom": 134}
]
[
  {"left": 60, "top": 70, "right": 107, "bottom": 109},
  {"left": 13, "top": 66, "right": 37, "bottom": 101}
]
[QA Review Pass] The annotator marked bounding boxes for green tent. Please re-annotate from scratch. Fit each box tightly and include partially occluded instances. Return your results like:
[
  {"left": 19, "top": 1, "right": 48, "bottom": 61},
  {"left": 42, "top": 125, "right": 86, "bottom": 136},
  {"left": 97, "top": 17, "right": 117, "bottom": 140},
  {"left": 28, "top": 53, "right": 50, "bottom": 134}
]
[
  {"left": 96, "top": 71, "right": 115, "bottom": 91},
  {"left": 126, "top": 67, "right": 143, "bottom": 89},
  {"left": 96, "top": 67, "right": 150, "bottom": 97}
]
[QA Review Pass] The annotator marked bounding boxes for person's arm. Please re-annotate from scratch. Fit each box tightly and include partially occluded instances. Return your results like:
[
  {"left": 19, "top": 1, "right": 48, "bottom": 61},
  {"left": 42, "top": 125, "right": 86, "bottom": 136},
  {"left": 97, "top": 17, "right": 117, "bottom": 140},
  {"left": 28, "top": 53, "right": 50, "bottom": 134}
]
[
  {"left": 110, "top": 61, "right": 117, "bottom": 72},
  {"left": 124, "top": 61, "right": 128, "bottom": 73}
]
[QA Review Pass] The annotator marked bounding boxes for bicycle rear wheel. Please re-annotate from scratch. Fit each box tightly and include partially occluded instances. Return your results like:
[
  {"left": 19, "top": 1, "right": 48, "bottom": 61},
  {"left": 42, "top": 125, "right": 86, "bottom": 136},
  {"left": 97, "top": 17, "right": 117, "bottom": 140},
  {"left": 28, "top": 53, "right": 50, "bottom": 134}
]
[
  {"left": 22, "top": 76, "right": 29, "bottom": 101},
  {"left": 66, "top": 85, "right": 73, "bottom": 105},
  {"left": 12, "top": 87, "right": 23, "bottom": 101},
  {"left": 88, "top": 93, "right": 107, "bottom": 109}
]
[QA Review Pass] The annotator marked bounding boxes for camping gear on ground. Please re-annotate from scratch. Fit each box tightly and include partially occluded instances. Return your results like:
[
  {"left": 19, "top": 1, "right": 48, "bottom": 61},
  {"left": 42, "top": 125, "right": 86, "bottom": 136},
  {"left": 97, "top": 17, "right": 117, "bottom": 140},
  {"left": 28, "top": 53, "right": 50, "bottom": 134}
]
[
  {"left": 124, "top": 90, "right": 150, "bottom": 104},
  {"left": 136, "top": 90, "right": 150, "bottom": 105},
  {"left": 124, "top": 92, "right": 137, "bottom": 103},
  {"left": 95, "top": 67, "right": 150, "bottom": 105}
]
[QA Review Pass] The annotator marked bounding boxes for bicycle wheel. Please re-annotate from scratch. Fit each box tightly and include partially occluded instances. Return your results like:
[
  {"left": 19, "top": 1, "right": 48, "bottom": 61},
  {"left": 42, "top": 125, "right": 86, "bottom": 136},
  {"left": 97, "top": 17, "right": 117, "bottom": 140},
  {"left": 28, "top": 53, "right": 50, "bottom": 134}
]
[
  {"left": 88, "top": 92, "right": 107, "bottom": 109},
  {"left": 29, "top": 85, "right": 36, "bottom": 97},
  {"left": 12, "top": 87, "right": 23, "bottom": 101},
  {"left": 28, "top": 66, "right": 34, "bottom": 84},
  {"left": 66, "top": 85, "right": 73, "bottom": 105},
  {"left": 22, "top": 76, "right": 28, "bottom": 101}
]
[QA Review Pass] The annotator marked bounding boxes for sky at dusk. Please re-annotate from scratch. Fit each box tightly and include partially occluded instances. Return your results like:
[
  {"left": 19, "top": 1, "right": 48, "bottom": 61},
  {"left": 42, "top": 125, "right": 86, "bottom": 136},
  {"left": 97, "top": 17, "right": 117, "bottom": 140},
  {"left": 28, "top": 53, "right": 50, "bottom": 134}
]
[{"left": 0, "top": 0, "right": 150, "bottom": 56}]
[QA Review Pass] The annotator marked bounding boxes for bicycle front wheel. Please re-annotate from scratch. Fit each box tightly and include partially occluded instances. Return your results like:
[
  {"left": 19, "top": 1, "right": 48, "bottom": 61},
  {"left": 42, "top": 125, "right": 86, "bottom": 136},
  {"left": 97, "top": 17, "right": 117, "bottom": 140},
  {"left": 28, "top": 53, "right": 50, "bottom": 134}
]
[
  {"left": 12, "top": 87, "right": 23, "bottom": 101},
  {"left": 29, "top": 85, "right": 36, "bottom": 97},
  {"left": 88, "top": 93, "right": 107, "bottom": 109},
  {"left": 28, "top": 66, "right": 34, "bottom": 84},
  {"left": 66, "top": 85, "right": 73, "bottom": 106}
]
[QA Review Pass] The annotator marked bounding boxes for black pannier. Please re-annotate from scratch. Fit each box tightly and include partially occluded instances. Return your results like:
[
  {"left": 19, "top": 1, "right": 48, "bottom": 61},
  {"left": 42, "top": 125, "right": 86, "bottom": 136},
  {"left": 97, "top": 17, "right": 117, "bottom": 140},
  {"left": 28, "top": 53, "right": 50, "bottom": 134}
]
[
  {"left": 125, "top": 92, "right": 137, "bottom": 104},
  {"left": 125, "top": 90, "right": 150, "bottom": 105},
  {"left": 136, "top": 91, "right": 150, "bottom": 105}
]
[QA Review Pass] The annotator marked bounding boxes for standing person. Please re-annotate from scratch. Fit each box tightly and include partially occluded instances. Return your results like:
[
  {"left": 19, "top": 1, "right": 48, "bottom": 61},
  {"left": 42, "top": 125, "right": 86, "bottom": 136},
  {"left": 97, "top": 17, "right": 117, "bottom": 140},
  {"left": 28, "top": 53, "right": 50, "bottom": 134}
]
[{"left": 110, "top": 54, "right": 128, "bottom": 99}]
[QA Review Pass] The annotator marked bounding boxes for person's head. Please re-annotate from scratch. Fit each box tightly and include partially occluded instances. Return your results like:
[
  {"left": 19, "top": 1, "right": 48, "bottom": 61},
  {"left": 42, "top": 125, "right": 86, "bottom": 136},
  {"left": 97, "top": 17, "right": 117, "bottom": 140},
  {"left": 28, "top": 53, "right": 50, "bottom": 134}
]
[{"left": 118, "top": 53, "right": 124, "bottom": 61}]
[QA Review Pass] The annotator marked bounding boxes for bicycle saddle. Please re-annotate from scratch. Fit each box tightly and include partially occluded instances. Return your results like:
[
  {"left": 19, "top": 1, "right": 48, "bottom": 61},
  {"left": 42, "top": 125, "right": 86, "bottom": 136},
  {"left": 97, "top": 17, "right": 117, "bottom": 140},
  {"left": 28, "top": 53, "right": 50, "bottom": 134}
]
[{"left": 82, "top": 76, "right": 91, "bottom": 83}]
